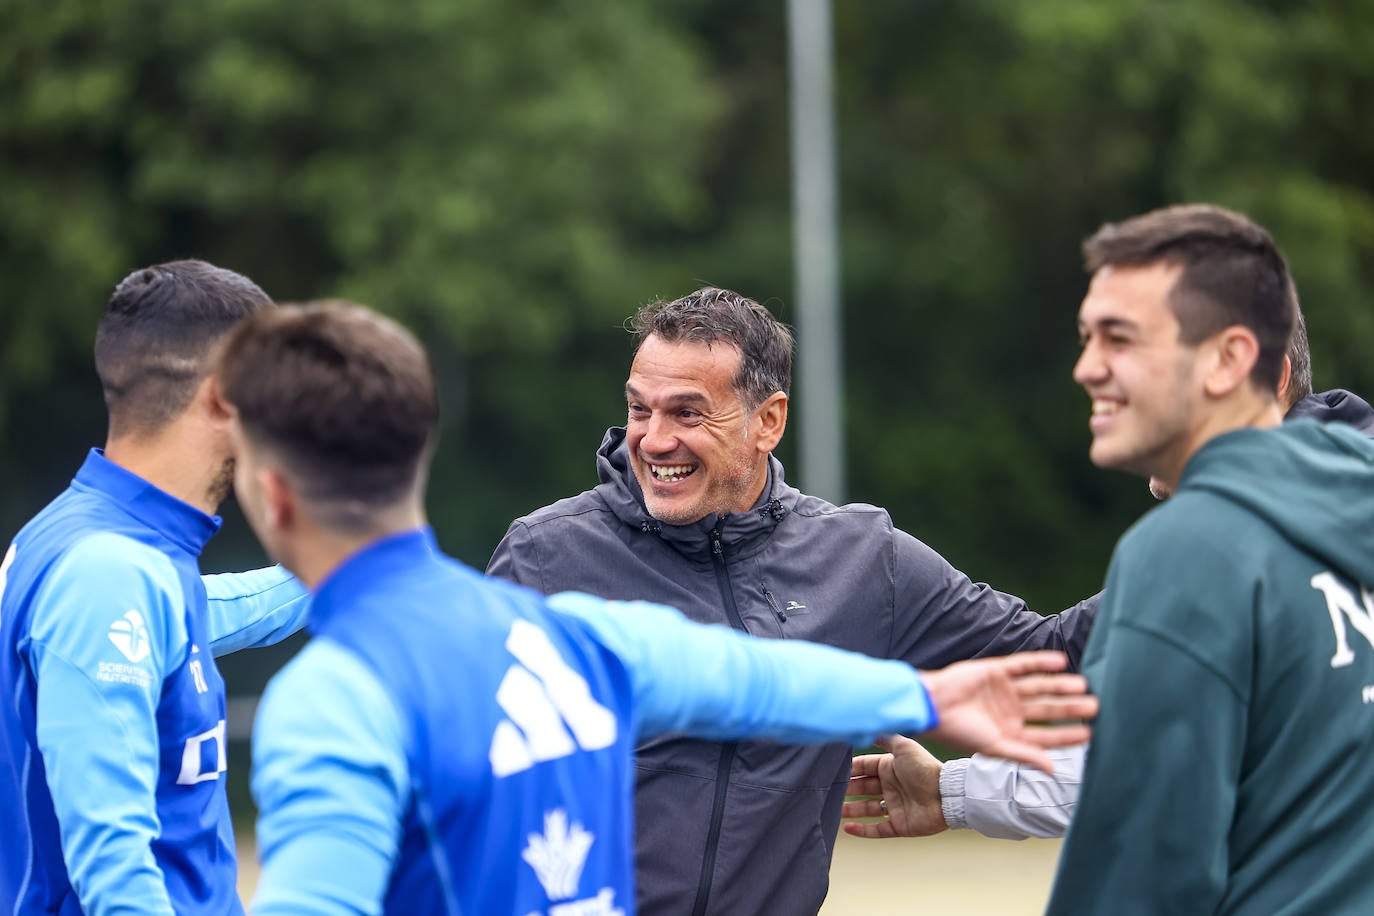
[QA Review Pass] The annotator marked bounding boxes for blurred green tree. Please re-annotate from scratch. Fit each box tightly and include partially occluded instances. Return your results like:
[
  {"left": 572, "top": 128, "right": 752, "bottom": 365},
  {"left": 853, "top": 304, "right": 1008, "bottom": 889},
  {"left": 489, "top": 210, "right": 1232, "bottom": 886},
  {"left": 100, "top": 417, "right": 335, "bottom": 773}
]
[
  {"left": 0, "top": 0, "right": 726, "bottom": 564},
  {"left": 832, "top": 0, "right": 1374, "bottom": 606},
  {"left": 2, "top": 0, "right": 1372, "bottom": 620}
]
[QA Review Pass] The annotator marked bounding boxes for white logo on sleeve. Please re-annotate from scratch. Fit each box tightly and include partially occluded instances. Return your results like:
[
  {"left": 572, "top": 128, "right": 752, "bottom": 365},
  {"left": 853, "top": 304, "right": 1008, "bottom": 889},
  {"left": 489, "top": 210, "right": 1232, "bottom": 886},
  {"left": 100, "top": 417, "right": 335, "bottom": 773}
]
[
  {"left": 108, "top": 610, "right": 151, "bottom": 664},
  {"left": 488, "top": 619, "right": 617, "bottom": 778},
  {"left": 522, "top": 809, "right": 594, "bottom": 900},
  {"left": 0, "top": 542, "right": 16, "bottom": 625}
]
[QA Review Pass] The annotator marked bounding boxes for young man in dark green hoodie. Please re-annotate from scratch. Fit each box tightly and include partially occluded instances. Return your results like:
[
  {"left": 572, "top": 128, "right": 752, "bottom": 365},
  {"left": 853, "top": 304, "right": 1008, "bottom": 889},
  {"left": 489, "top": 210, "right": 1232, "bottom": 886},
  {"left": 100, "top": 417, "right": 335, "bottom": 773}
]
[{"left": 1043, "top": 204, "right": 1374, "bottom": 914}]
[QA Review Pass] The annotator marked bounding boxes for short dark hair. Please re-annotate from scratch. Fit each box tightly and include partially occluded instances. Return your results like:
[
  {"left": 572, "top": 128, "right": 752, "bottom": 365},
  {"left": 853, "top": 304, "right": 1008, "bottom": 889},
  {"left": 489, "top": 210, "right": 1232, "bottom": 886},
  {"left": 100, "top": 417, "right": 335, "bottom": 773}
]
[
  {"left": 215, "top": 301, "right": 439, "bottom": 529},
  {"left": 628, "top": 287, "right": 793, "bottom": 409},
  {"left": 1286, "top": 302, "right": 1313, "bottom": 407},
  {"left": 96, "top": 260, "right": 272, "bottom": 437},
  {"left": 1083, "top": 204, "right": 1296, "bottom": 395}
]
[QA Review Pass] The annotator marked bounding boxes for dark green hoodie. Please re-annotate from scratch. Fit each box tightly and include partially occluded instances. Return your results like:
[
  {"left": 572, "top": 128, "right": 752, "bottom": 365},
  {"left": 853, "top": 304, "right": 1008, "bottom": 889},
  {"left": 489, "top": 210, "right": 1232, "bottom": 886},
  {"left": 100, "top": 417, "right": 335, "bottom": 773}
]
[{"left": 1048, "top": 419, "right": 1374, "bottom": 915}]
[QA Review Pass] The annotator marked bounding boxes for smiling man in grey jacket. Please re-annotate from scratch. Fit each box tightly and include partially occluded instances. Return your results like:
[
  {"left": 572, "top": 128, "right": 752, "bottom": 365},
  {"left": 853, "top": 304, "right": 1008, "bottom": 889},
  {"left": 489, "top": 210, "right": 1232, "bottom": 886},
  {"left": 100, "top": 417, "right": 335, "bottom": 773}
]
[{"left": 486, "top": 287, "right": 1097, "bottom": 916}]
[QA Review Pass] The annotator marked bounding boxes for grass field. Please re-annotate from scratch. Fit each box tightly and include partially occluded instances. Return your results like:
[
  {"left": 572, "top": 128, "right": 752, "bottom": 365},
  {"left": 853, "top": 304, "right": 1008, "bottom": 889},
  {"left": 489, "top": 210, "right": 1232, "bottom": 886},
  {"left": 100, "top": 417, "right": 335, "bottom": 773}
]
[
  {"left": 820, "top": 831, "right": 1062, "bottom": 914},
  {"left": 238, "top": 829, "right": 1063, "bottom": 913}
]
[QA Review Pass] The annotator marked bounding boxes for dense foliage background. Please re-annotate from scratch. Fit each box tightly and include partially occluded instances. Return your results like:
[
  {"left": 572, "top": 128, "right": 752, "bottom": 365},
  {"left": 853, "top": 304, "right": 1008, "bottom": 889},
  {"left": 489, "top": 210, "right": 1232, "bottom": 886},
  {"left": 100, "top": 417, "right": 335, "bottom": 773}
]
[{"left": 4, "top": 0, "right": 1373, "bottom": 663}]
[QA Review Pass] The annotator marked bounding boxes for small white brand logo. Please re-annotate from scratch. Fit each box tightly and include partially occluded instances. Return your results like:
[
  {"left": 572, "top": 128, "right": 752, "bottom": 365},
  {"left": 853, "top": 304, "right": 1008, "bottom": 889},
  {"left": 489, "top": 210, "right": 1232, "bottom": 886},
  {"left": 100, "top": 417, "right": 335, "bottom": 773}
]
[
  {"left": 96, "top": 661, "right": 152, "bottom": 689},
  {"left": 522, "top": 809, "right": 594, "bottom": 901},
  {"left": 108, "top": 610, "right": 151, "bottom": 663},
  {"left": 189, "top": 645, "right": 208, "bottom": 694},
  {"left": 784, "top": 600, "right": 807, "bottom": 612}
]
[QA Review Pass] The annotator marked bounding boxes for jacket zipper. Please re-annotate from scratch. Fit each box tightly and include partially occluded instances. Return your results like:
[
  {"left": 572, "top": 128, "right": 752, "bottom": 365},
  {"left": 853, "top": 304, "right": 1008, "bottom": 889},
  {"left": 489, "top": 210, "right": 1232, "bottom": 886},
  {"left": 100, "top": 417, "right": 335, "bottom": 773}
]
[
  {"left": 690, "top": 525, "right": 746, "bottom": 916},
  {"left": 762, "top": 584, "right": 786, "bottom": 622}
]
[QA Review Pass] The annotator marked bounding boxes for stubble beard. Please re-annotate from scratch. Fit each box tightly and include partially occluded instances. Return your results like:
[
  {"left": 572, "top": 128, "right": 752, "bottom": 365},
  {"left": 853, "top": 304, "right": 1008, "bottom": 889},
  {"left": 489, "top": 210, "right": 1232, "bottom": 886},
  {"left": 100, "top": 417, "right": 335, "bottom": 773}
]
[
  {"left": 641, "top": 451, "right": 762, "bottom": 527},
  {"left": 207, "top": 456, "right": 236, "bottom": 510}
]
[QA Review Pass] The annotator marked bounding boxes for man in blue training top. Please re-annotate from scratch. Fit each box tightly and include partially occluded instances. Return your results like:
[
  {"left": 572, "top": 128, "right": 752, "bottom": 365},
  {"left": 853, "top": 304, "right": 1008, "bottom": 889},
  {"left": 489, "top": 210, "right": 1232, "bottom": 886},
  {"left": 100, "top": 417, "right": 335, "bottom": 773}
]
[
  {"left": 214, "top": 300, "right": 1097, "bottom": 916},
  {"left": 0, "top": 261, "right": 311, "bottom": 915}
]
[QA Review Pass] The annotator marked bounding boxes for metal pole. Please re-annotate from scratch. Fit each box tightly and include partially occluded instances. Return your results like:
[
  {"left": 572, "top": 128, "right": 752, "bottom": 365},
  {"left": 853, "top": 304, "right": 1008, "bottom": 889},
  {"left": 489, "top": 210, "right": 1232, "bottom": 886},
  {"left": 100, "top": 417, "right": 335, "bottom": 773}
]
[{"left": 787, "top": 0, "right": 845, "bottom": 503}]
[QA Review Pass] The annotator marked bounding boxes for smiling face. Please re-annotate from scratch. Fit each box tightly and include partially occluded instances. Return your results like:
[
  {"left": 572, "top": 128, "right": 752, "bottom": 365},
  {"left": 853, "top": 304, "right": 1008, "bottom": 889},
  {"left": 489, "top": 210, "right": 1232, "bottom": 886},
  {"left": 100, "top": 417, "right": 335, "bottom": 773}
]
[
  {"left": 625, "top": 335, "right": 784, "bottom": 525},
  {"left": 1073, "top": 262, "right": 1210, "bottom": 484}
]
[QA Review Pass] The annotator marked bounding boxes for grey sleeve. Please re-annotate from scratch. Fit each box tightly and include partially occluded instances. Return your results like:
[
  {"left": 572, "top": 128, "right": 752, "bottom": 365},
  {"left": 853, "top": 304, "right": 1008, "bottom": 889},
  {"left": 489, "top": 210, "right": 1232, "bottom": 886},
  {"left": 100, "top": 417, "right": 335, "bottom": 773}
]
[
  {"left": 889, "top": 529, "right": 1101, "bottom": 670},
  {"left": 939, "top": 743, "right": 1085, "bottom": 840},
  {"left": 485, "top": 520, "right": 541, "bottom": 589}
]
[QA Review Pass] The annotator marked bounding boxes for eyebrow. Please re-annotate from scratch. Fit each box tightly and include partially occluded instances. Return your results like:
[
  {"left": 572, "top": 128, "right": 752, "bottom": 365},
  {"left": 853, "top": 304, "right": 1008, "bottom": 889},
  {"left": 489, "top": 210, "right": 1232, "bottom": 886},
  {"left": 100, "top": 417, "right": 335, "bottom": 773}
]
[
  {"left": 625, "top": 384, "right": 710, "bottom": 408},
  {"left": 1079, "top": 317, "right": 1140, "bottom": 337}
]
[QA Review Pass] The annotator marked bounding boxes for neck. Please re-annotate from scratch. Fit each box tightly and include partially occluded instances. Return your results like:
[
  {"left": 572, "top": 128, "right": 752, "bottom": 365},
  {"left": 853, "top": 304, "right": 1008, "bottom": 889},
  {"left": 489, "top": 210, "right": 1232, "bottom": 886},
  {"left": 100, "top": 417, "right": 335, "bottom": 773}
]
[
  {"left": 104, "top": 425, "right": 228, "bottom": 516},
  {"left": 288, "top": 504, "right": 428, "bottom": 591},
  {"left": 1155, "top": 393, "right": 1284, "bottom": 492},
  {"left": 741, "top": 456, "right": 772, "bottom": 511}
]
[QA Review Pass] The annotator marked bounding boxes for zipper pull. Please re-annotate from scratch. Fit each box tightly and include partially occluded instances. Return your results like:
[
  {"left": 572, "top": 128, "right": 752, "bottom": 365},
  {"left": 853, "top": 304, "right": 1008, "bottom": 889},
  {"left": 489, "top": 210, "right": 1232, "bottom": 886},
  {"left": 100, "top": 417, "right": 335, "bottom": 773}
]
[
  {"left": 710, "top": 526, "right": 723, "bottom": 556},
  {"left": 762, "top": 585, "right": 786, "bottom": 622}
]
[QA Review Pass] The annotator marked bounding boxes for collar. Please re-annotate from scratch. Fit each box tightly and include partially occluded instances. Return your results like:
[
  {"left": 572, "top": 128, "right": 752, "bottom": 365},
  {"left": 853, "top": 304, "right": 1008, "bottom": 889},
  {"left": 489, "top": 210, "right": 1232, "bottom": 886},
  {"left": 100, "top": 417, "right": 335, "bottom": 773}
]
[
  {"left": 71, "top": 448, "right": 222, "bottom": 556},
  {"left": 594, "top": 428, "right": 791, "bottom": 561},
  {"left": 310, "top": 527, "right": 439, "bottom": 631}
]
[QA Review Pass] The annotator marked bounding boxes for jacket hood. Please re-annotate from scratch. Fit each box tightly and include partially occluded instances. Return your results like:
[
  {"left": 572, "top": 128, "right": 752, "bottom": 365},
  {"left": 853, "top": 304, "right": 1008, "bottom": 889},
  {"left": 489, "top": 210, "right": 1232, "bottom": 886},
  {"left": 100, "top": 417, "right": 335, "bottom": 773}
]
[
  {"left": 1180, "top": 420, "right": 1374, "bottom": 585},
  {"left": 1284, "top": 388, "right": 1374, "bottom": 438},
  {"left": 592, "top": 427, "right": 791, "bottom": 560}
]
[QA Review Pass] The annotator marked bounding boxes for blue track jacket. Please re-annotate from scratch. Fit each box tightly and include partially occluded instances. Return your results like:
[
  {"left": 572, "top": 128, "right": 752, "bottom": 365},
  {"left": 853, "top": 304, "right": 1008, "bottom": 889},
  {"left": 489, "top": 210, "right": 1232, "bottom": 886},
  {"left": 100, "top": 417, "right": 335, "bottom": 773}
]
[
  {"left": 251, "top": 528, "right": 940, "bottom": 916},
  {"left": 0, "top": 450, "right": 310, "bottom": 915}
]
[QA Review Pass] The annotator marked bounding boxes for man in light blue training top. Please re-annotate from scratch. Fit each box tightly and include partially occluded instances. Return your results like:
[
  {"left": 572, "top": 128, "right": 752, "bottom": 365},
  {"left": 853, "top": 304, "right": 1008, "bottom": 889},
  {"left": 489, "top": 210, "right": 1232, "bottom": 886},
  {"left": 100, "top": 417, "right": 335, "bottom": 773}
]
[
  {"left": 0, "top": 261, "right": 311, "bottom": 915},
  {"left": 214, "top": 300, "right": 1096, "bottom": 916}
]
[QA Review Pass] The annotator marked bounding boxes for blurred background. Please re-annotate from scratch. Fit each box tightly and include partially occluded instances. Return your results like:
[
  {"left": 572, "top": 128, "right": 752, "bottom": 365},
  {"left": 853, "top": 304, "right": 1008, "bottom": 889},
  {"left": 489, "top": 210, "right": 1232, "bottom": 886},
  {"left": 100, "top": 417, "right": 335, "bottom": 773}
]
[{"left": 4, "top": 0, "right": 1374, "bottom": 910}]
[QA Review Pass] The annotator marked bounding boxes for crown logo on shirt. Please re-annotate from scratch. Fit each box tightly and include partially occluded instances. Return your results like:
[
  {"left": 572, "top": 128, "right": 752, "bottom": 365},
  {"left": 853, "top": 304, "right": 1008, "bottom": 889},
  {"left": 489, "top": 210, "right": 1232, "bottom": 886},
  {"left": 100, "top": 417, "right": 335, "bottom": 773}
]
[{"left": 522, "top": 808, "right": 594, "bottom": 901}]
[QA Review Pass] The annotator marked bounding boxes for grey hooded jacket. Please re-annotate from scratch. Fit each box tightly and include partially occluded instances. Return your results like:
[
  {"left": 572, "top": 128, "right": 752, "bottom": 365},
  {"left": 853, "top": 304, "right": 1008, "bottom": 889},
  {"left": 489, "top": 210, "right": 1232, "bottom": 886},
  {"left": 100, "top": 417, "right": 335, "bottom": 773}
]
[{"left": 487, "top": 427, "right": 1096, "bottom": 916}]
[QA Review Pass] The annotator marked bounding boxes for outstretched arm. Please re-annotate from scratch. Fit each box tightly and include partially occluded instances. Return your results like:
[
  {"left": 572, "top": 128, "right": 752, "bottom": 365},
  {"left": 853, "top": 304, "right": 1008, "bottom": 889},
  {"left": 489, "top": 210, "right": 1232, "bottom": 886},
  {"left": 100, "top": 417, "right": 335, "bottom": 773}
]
[
  {"left": 549, "top": 593, "right": 1095, "bottom": 769},
  {"left": 203, "top": 565, "right": 310, "bottom": 655}
]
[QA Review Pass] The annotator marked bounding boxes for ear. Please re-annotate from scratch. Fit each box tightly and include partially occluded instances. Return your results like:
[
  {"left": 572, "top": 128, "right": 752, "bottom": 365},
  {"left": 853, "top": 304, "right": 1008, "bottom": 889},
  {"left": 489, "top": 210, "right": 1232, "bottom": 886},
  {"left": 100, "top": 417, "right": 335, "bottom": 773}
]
[
  {"left": 753, "top": 392, "right": 788, "bottom": 453},
  {"left": 258, "top": 466, "right": 297, "bottom": 532},
  {"left": 1276, "top": 353, "right": 1293, "bottom": 404},
  {"left": 199, "top": 374, "right": 235, "bottom": 426},
  {"left": 1202, "top": 326, "right": 1261, "bottom": 399}
]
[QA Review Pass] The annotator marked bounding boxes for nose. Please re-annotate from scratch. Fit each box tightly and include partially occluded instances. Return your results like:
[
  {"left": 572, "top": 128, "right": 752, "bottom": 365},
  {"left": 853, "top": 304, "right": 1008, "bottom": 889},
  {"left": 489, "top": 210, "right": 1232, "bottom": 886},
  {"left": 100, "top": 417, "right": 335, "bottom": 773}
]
[
  {"left": 1072, "top": 339, "right": 1106, "bottom": 388},
  {"left": 638, "top": 412, "right": 677, "bottom": 456}
]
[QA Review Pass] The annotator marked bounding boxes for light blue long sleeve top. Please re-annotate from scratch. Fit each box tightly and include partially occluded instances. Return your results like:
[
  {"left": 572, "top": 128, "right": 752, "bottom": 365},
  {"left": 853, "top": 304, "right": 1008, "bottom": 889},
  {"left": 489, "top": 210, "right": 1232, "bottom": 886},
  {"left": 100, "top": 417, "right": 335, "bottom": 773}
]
[{"left": 0, "top": 450, "right": 309, "bottom": 916}]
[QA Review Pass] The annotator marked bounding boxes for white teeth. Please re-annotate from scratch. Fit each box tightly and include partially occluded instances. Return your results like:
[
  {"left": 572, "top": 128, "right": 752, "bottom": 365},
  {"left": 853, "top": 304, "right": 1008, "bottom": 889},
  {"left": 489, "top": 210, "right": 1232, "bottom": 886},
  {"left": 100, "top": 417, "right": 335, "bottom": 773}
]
[
  {"left": 1092, "top": 400, "right": 1121, "bottom": 416},
  {"left": 651, "top": 464, "right": 695, "bottom": 482}
]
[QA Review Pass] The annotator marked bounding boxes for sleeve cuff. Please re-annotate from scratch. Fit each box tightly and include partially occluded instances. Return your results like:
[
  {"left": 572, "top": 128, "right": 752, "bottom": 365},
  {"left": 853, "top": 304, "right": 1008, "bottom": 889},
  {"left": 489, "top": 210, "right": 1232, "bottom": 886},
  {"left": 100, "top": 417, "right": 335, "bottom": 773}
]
[{"left": 939, "top": 756, "right": 970, "bottom": 830}]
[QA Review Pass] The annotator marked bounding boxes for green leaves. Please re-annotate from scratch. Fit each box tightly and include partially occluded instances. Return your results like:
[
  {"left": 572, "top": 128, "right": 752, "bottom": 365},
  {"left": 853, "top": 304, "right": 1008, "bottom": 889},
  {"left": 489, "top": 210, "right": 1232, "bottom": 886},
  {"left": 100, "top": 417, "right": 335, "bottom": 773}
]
[{"left": 3, "top": 0, "right": 1374, "bottom": 595}]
